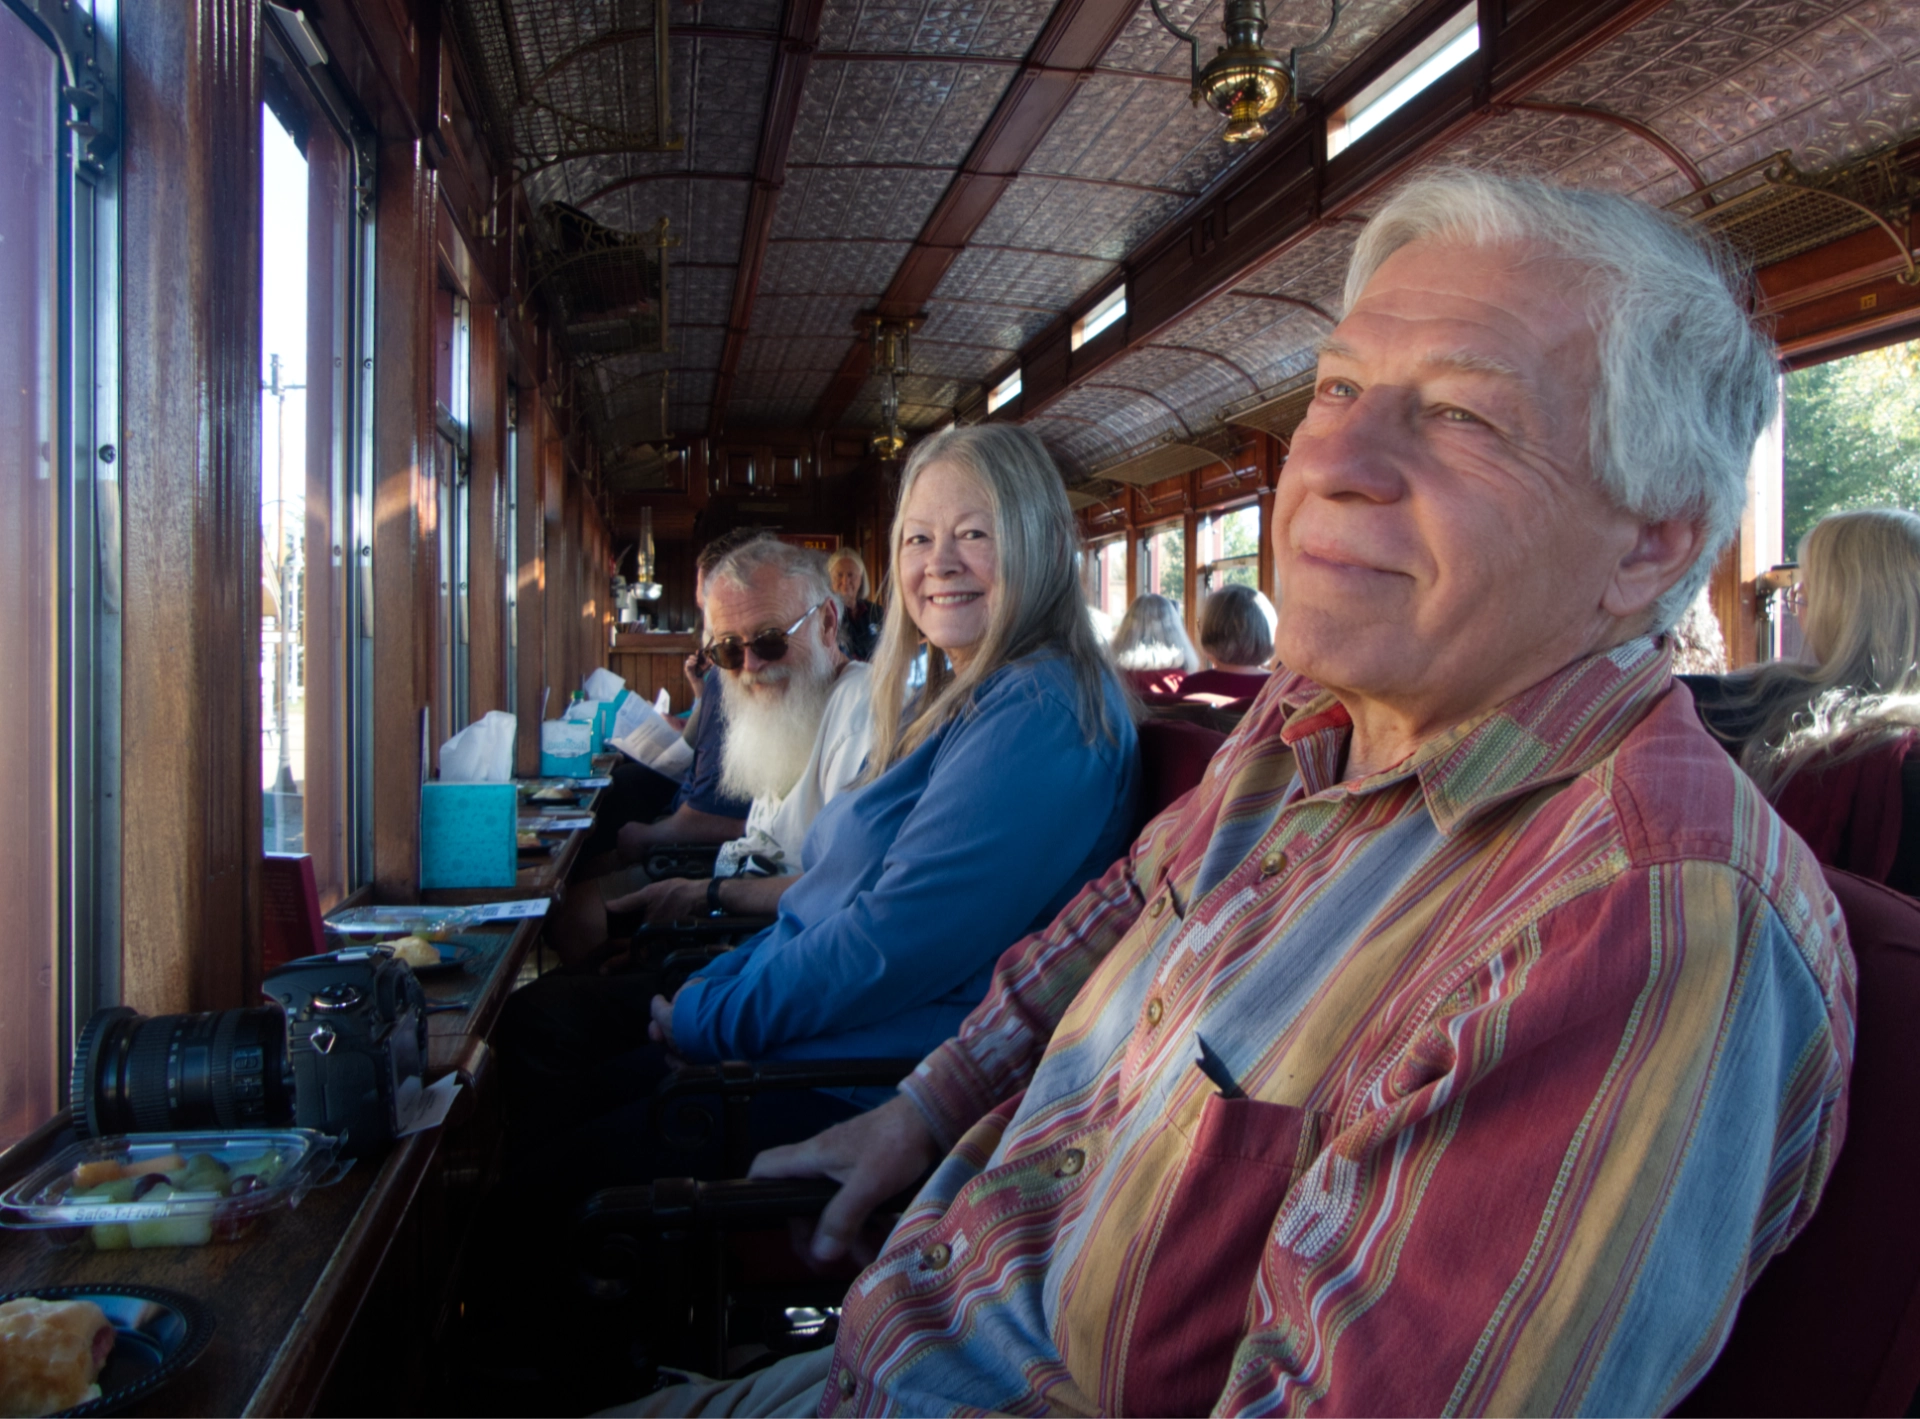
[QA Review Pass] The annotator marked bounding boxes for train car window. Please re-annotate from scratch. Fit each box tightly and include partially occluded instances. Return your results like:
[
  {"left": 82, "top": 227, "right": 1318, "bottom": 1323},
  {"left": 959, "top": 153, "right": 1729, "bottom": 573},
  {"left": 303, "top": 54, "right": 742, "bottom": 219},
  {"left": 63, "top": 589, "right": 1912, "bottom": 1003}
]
[
  {"left": 260, "top": 27, "right": 371, "bottom": 905},
  {"left": 434, "top": 289, "right": 473, "bottom": 751},
  {"left": 1196, "top": 504, "right": 1261, "bottom": 594},
  {"left": 1083, "top": 536, "right": 1128, "bottom": 634},
  {"left": 0, "top": 2, "right": 71, "bottom": 1147},
  {"left": 1139, "top": 521, "right": 1186, "bottom": 612}
]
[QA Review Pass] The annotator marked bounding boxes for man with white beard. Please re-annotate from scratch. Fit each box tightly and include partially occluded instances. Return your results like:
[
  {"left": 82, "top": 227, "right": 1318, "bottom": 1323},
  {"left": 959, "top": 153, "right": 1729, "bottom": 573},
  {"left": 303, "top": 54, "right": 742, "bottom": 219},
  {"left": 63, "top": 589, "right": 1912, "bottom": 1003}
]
[{"left": 610, "top": 537, "right": 874, "bottom": 927}]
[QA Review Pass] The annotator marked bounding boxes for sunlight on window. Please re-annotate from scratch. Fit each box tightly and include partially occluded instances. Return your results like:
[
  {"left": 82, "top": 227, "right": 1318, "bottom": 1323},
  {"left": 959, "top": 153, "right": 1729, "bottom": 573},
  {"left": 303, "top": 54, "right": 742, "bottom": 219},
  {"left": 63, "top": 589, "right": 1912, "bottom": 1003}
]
[
  {"left": 261, "top": 106, "right": 310, "bottom": 851},
  {"left": 1326, "top": 5, "right": 1478, "bottom": 158}
]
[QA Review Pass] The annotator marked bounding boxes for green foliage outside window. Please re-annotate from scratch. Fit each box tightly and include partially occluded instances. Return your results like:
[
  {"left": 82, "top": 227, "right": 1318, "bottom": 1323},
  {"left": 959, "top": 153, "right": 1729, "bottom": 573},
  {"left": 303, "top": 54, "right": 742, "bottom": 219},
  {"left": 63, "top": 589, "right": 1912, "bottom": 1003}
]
[{"left": 1783, "top": 337, "right": 1920, "bottom": 555}]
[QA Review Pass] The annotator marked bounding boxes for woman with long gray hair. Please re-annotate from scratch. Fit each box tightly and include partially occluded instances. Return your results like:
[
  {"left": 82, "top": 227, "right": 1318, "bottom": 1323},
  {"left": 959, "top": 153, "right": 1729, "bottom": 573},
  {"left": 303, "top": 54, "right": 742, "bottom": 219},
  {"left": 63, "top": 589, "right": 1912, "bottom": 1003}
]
[
  {"left": 653, "top": 421, "right": 1139, "bottom": 1117},
  {"left": 1691, "top": 507, "right": 1920, "bottom": 891}
]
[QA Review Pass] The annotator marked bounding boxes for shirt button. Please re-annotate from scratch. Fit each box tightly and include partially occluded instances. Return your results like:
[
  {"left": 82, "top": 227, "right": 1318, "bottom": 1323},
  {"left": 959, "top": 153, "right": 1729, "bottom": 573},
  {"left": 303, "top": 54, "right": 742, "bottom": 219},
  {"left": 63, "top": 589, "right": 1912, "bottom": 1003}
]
[
  {"left": 1055, "top": 1148, "right": 1086, "bottom": 1178},
  {"left": 1261, "top": 849, "right": 1287, "bottom": 876},
  {"left": 1146, "top": 998, "right": 1164, "bottom": 1026},
  {"left": 923, "top": 1242, "right": 952, "bottom": 1270},
  {"left": 839, "top": 1369, "right": 856, "bottom": 1397}
]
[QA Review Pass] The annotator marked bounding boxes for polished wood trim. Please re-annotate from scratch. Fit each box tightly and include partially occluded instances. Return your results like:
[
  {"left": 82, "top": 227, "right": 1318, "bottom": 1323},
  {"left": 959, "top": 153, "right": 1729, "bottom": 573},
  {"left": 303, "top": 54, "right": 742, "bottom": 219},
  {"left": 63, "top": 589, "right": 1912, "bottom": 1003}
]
[
  {"left": 709, "top": 0, "right": 831, "bottom": 437},
  {"left": 514, "top": 391, "right": 548, "bottom": 776},
  {"left": 370, "top": 134, "right": 439, "bottom": 901},
  {"left": 468, "top": 296, "right": 507, "bottom": 718},
  {"left": 118, "top": 0, "right": 264, "bottom": 1013}
]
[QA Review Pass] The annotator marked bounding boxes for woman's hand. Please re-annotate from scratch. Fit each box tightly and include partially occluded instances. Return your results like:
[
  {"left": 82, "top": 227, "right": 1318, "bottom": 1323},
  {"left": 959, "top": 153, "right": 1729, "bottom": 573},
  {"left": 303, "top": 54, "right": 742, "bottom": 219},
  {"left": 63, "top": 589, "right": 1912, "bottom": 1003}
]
[
  {"left": 749, "top": 1095, "right": 940, "bottom": 1263},
  {"left": 648, "top": 991, "right": 678, "bottom": 1051}
]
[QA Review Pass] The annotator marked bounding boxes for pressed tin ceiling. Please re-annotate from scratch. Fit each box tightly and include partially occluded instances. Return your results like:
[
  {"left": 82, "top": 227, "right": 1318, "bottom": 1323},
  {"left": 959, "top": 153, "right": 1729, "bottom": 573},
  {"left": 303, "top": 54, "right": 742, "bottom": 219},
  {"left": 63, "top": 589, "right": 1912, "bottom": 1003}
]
[
  {"left": 447, "top": 0, "right": 1920, "bottom": 481},
  {"left": 1026, "top": 0, "right": 1920, "bottom": 477}
]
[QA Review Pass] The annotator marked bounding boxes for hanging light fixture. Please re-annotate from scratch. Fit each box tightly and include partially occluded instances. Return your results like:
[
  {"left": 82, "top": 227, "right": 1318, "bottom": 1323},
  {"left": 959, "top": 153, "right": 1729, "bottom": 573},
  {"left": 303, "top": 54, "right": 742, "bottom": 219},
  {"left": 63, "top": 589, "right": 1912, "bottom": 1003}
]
[
  {"left": 1149, "top": 0, "right": 1341, "bottom": 143},
  {"left": 865, "top": 316, "right": 917, "bottom": 459}
]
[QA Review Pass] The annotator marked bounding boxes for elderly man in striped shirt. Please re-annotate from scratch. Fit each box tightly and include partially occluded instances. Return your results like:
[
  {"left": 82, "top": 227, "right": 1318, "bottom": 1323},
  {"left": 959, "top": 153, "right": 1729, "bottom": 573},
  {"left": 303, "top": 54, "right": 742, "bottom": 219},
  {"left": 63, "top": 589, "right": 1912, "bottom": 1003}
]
[{"left": 634, "top": 170, "right": 1855, "bottom": 1418}]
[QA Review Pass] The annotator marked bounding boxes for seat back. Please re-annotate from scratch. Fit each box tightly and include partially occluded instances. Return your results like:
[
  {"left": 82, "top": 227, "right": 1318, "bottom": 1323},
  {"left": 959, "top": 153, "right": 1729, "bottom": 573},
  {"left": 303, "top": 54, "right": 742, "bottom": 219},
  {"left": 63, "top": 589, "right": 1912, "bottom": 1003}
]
[
  {"left": 1679, "top": 867, "right": 1920, "bottom": 1417},
  {"left": 1136, "top": 716, "right": 1227, "bottom": 828}
]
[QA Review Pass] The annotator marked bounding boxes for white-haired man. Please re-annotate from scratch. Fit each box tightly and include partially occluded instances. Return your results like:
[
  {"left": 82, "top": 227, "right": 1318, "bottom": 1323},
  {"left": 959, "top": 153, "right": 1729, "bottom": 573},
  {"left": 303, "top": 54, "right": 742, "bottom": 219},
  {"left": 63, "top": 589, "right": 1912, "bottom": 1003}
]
[
  {"left": 610, "top": 536, "right": 876, "bottom": 927},
  {"left": 507, "top": 537, "right": 872, "bottom": 1139},
  {"left": 629, "top": 172, "right": 1856, "bottom": 1417}
]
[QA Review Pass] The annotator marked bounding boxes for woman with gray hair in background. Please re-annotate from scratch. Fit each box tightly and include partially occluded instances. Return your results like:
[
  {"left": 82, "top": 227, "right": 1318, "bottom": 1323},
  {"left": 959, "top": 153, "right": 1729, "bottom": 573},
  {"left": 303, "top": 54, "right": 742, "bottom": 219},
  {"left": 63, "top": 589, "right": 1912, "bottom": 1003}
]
[
  {"left": 1689, "top": 506, "right": 1920, "bottom": 894},
  {"left": 1110, "top": 591, "right": 1199, "bottom": 695},
  {"left": 1177, "top": 583, "right": 1278, "bottom": 702}
]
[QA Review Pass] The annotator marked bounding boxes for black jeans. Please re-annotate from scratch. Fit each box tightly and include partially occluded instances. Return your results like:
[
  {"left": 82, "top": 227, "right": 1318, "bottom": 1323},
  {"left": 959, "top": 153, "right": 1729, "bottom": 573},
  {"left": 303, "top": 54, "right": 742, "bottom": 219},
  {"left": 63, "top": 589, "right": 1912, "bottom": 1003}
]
[{"left": 496, "top": 970, "right": 863, "bottom": 1202}]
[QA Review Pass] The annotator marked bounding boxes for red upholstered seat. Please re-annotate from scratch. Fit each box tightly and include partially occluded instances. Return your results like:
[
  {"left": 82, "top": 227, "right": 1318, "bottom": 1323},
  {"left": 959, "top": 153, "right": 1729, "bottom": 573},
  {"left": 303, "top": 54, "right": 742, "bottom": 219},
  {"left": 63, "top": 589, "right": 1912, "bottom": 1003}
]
[
  {"left": 1678, "top": 867, "right": 1920, "bottom": 1417},
  {"left": 1136, "top": 716, "right": 1227, "bottom": 825}
]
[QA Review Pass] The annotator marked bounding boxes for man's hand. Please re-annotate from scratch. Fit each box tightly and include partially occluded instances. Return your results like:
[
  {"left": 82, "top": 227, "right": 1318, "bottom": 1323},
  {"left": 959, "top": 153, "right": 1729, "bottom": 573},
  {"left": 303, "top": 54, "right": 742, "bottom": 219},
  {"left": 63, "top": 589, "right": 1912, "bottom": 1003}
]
[
  {"left": 608, "top": 875, "right": 709, "bottom": 925},
  {"left": 683, "top": 652, "right": 706, "bottom": 704},
  {"left": 749, "top": 1095, "right": 940, "bottom": 1264}
]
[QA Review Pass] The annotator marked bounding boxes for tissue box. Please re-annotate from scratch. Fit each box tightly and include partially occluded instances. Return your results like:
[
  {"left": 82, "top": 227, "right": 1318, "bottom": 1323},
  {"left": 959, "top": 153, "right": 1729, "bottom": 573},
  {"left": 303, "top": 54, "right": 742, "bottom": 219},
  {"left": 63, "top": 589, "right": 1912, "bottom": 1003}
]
[
  {"left": 593, "top": 700, "right": 617, "bottom": 751},
  {"left": 420, "top": 783, "right": 519, "bottom": 889},
  {"left": 541, "top": 719, "right": 594, "bottom": 777}
]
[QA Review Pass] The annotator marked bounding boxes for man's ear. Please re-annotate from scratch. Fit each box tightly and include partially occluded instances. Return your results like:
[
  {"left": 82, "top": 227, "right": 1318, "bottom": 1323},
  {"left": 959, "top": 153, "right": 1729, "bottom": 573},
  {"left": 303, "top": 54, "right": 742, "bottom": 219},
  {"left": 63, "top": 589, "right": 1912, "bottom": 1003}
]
[
  {"left": 818, "top": 595, "right": 841, "bottom": 646},
  {"left": 1602, "top": 517, "right": 1705, "bottom": 621}
]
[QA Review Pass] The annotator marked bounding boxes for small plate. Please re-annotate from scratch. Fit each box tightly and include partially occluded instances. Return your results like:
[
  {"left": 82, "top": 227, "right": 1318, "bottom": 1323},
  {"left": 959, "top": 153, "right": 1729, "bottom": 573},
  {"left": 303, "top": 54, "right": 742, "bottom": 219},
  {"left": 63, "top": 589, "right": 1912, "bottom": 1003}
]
[{"left": 0, "top": 1284, "right": 215, "bottom": 1416}]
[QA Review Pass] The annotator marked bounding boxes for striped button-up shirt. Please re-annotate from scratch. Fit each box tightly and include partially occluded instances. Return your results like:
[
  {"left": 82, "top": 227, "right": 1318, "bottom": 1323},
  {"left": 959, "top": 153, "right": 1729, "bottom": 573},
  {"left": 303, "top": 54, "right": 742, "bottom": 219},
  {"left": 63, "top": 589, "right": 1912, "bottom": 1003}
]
[{"left": 822, "top": 637, "right": 1854, "bottom": 1417}]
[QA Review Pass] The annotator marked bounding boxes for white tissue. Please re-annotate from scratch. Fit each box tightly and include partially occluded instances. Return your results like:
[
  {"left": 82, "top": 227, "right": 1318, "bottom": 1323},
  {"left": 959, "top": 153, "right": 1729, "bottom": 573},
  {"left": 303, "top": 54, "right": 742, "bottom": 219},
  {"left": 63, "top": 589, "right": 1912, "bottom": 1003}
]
[
  {"left": 584, "top": 667, "right": 627, "bottom": 702},
  {"left": 439, "top": 710, "right": 516, "bottom": 782}
]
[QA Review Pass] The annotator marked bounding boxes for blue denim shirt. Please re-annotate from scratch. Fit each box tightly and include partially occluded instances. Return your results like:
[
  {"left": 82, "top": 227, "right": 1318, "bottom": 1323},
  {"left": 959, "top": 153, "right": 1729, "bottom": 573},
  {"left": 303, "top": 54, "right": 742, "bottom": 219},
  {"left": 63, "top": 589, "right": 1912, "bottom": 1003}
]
[{"left": 671, "top": 652, "right": 1139, "bottom": 1064}]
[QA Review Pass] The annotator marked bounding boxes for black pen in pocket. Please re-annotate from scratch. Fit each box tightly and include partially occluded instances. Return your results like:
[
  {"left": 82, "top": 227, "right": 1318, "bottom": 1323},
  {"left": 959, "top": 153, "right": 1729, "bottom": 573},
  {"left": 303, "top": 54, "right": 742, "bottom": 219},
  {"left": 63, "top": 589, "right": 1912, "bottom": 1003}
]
[{"left": 1193, "top": 1033, "right": 1246, "bottom": 1100}]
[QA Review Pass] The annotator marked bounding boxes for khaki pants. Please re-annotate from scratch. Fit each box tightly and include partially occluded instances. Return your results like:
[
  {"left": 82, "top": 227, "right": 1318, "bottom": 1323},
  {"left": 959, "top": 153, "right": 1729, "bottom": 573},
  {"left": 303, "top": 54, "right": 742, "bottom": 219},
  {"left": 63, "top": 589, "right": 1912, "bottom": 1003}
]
[{"left": 597, "top": 1347, "right": 834, "bottom": 1418}]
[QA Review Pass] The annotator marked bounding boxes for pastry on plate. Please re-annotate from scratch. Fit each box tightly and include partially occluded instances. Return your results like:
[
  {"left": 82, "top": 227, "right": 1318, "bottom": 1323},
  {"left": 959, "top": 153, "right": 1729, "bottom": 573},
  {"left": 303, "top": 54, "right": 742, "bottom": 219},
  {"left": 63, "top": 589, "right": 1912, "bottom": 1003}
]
[{"left": 0, "top": 1296, "right": 116, "bottom": 1417}]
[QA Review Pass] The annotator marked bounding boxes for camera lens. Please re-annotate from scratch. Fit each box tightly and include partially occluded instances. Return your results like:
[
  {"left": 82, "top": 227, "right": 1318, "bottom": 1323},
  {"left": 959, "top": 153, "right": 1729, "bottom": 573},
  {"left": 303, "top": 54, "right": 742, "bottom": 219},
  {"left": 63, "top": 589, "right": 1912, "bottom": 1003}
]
[{"left": 71, "top": 1006, "right": 293, "bottom": 1138}]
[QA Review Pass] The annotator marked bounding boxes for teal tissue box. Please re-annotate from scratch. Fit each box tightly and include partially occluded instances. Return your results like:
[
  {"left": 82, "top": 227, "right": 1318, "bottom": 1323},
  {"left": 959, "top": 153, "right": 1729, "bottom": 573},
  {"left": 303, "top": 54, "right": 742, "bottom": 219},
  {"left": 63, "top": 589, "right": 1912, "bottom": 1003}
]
[
  {"left": 592, "top": 701, "right": 617, "bottom": 751},
  {"left": 541, "top": 749, "right": 592, "bottom": 776},
  {"left": 420, "top": 782, "right": 518, "bottom": 889}
]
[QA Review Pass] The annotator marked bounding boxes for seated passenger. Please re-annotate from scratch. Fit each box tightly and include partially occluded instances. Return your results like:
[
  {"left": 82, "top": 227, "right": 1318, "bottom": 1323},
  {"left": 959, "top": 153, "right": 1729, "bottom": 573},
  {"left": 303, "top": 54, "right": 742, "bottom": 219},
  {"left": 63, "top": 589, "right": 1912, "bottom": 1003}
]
[
  {"left": 828, "top": 545, "right": 883, "bottom": 661},
  {"left": 505, "top": 422, "right": 1139, "bottom": 1185},
  {"left": 643, "top": 171, "right": 1853, "bottom": 1418},
  {"left": 1110, "top": 591, "right": 1199, "bottom": 695},
  {"left": 550, "top": 537, "right": 875, "bottom": 962},
  {"left": 581, "top": 530, "right": 759, "bottom": 861},
  {"left": 1177, "top": 583, "right": 1277, "bottom": 702},
  {"left": 1689, "top": 507, "right": 1920, "bottom": 894}
]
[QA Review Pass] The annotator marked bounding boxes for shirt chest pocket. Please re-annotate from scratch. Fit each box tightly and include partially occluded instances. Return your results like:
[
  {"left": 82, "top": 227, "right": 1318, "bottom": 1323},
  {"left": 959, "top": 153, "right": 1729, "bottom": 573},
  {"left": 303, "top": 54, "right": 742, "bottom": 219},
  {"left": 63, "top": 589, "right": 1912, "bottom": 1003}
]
[{"left": 1118, "top": 1094, "right": 1329, "bottom": 1417}]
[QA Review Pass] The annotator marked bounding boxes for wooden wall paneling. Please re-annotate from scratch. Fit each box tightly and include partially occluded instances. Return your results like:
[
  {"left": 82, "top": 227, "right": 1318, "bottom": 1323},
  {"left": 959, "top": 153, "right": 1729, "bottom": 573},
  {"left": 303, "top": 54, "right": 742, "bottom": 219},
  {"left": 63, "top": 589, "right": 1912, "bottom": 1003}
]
[
  {"left": 119, "top": 0, "right": 264, "bottom": 1013},
  {"left": 541, "top": 439, "right": 570, "bottom": 705},
  {"left": 369, "top": 137, "right": 439, "bottom": 901},
  {"left": 512, "top": 391, "right": 546, "bottom": 774},
  {"left": 466, "top": 300, "right": 504, "bottom": 716}
]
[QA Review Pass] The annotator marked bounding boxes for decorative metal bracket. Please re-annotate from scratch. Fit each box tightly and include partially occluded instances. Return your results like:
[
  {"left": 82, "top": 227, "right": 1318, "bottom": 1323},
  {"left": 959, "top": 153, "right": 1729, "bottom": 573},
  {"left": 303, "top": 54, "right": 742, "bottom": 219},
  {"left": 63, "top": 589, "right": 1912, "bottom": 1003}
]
[{"left": 14, "top": 0, "right": 119, "bottom": 179}]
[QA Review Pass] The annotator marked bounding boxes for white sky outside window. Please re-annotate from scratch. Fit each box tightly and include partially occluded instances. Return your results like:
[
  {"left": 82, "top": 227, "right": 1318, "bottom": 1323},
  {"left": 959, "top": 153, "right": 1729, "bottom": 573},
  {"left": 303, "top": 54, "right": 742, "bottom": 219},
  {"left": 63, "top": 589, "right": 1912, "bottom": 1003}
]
[
  {"left": 261, "top": 108, "right": 310, "bottom": 850},
  {"left": 987, "top": 369, "right": 1023, "bottom": 414},
  {"left": 1327, "top": 6, "right": 1478, "bottom": 158},
  {"left": 1073, "top": 286, "right": 1126, "bottom": 350}
]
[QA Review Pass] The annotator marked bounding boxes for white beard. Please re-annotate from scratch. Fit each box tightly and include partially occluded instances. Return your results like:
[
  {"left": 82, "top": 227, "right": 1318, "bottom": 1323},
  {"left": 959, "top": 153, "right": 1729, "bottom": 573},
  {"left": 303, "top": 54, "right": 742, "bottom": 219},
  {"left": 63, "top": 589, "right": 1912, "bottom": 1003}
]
[{"left": 717, "top": 638, "right": 837, "bottom": 804}]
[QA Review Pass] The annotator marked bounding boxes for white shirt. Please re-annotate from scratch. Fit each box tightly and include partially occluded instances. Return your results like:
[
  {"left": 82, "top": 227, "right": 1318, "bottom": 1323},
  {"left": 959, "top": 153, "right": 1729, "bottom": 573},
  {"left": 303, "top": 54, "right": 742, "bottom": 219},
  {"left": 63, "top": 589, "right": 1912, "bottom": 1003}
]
[{"left": 714, "top": 661, "right": 874, "bottom": 878}]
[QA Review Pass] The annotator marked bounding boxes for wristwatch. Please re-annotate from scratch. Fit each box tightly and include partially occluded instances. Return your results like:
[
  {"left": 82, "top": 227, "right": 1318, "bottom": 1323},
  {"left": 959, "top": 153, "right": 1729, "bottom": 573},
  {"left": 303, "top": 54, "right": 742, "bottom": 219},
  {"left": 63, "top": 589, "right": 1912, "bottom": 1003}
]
[{"left": 706, "top": 876, "right": 725, "bottom": 914}]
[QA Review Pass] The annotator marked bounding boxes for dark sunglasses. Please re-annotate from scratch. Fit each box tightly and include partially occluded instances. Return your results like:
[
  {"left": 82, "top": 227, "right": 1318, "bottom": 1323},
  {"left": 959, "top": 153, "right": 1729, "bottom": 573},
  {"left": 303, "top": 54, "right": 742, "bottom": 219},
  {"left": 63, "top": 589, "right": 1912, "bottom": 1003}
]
[{"left": 703, "top": 598, "right": 826, "bottom": 671}]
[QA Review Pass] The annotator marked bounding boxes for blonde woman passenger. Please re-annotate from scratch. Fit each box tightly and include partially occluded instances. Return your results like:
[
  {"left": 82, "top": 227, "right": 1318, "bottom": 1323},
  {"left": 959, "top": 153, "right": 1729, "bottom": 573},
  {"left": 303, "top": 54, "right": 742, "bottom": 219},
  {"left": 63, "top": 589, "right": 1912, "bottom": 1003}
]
[
  {"left": 1687, "top": 506, "right": 1920, "bottom": 892},
  {"left": 1110, "top": 591, "right": 1199, "bottom": 695}
]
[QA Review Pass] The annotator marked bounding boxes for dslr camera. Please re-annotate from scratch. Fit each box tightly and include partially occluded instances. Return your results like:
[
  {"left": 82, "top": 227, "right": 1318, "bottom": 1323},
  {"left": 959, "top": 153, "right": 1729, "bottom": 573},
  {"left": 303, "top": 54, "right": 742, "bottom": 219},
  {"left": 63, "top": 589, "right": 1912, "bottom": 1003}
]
[{"left": 72, "top": 947, "right": 429, "bottom": 1158}]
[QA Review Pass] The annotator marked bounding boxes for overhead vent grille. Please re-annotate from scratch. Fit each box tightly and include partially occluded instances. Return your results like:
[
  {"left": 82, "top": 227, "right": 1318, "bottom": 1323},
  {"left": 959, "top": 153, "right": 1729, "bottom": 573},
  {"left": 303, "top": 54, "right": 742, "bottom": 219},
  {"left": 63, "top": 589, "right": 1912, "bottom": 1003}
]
[
  {"left": 1091, "top": 440, "right": 1225, "bottom": 487},
  {"left": 1667, "top": 146, "right": 1920, "bottom": 276},
  {"left": 1224, "top": 378, "right": 1316, "bottom": 441}
]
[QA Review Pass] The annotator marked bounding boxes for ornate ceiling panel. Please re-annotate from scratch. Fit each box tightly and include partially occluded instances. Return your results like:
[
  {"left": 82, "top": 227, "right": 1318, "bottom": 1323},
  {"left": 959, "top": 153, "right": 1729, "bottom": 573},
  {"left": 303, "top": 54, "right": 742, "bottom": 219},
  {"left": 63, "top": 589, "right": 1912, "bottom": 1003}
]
[
  {"left": 917, "top": 298, "right": 1057, "bottom": 351},
  {"left": 789, "top": 61, "right": 1017, "bottom": 167},
  {"left": 817, "top": 0, "right": 1057, "bottom": 56},
  {"left": 774, "top": 164, "right": 957, "bottom": 241},
  {"left": 933, "top": 245, "right": 1118, "bottom": 308},
  {"left": 912, "top": 338, "right": 1019, "bottom": 382},
  {"left": 745, "top": 294, "right": 875, "bottom": 340},
  {"left": 760, "top": 239, "right": 914, "bottom": 295},
  {"left": 969, "top": 175, "right": 1192, "bottom": 261}
]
